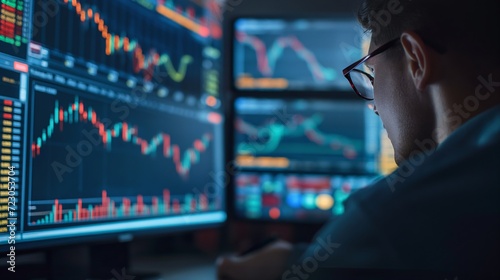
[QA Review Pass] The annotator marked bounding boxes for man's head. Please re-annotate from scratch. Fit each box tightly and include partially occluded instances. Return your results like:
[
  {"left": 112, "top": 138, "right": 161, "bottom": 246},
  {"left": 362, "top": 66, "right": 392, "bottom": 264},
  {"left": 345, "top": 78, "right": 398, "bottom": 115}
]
[{"left": 357, "top": 0, "right": 500, "bottom": 165}]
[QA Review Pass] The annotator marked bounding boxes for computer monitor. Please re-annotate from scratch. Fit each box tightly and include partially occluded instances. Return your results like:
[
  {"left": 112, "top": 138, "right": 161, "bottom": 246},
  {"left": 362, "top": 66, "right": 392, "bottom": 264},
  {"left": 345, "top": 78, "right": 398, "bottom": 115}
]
[
  {"left": 0, "top": 0, "right": 226, "bottom": 250},
  {"left": 232, "top": 17, "right": 366, "bottom": 92},
  {"left": 232, "top": 97, "right": 395, "bottom": 222}
]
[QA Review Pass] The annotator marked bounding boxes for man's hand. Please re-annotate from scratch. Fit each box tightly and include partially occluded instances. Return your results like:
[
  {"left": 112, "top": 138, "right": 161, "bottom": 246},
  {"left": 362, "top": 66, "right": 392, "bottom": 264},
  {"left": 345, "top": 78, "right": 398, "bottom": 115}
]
[{"left": 216, "top": 239, "right": 293, "bottom": 280}]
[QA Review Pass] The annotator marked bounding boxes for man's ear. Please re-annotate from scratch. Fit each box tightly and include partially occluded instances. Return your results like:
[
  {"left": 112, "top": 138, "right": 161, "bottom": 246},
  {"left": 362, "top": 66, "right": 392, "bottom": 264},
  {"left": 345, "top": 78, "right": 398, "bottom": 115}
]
[{"left": 400, "top": 31, "right": 435, "bottom": 90}]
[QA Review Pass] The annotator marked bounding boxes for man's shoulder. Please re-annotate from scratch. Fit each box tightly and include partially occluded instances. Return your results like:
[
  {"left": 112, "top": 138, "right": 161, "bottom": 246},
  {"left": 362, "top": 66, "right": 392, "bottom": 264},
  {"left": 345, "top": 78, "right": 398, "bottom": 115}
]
[
  {"left": 352, "top": 105, "right": 500, "bottom": 209},
  {"left": 340, "top": 139, "right": 500, "bottom": 271},
  {"left": 344, "top": 121, "right": 500, "bottom": 230}
]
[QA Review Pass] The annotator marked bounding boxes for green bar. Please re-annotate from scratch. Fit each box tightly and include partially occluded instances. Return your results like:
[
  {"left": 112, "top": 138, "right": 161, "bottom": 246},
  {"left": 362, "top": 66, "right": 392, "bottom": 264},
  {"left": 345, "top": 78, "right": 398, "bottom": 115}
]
[
  {"left": 68, "top": 107, "right": 73, "bottom": 124},
  {"left": 89, "top": 205, "right": 93, "bottom": 219},
  {"left": 2, "top": 0, "right": 16, "bottom": 9}
]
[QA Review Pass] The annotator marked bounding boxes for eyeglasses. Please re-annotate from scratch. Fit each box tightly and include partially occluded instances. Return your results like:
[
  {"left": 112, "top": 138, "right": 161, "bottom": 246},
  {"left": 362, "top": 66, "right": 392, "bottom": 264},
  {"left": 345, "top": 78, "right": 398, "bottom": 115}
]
[
  {"left": 342, "top": 38, "right": 400, "bottom": 101},
  {"left": 343, "top": 36, "right": 446, "bottom": 100}
]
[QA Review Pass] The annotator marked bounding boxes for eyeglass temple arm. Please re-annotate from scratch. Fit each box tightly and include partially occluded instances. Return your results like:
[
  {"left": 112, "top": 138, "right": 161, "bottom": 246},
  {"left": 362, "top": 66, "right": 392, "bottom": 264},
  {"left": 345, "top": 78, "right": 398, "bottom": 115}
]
[{"left": 342, "top": 38, "right": 400, "bottom": 75}]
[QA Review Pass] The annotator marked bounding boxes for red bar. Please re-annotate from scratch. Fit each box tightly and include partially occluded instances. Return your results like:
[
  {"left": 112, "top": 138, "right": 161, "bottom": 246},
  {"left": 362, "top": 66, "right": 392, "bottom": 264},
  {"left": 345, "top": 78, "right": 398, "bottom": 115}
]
[
  {"left": 103, "top": 132, "right": 107, "bottom": 145},
  {"left": 98, "top": 123, "right": 104, "bottom": 135},
  {"left": 102, "top": 190, "right": 107, "bottom": 206},
  {"left": 163, "top": 134, "right": 170, "bottom": 157},
  {"left": 163, "top": 189, "right": 170, "bottom": 213},
  {"left": 194, "top": 140, "right": 204, "bottom": 151},
  {"left": 3, "top": 100, "right": 12, "bottom": 106},
  {"left": 13, "top": 61, "right": 28, "bottom": 73},
  {"left": 54, "top": 199, "right": 59, "bottom": 222},
  {"left": 207, "top": 112, "right": 222, "bottom": 124},
  {"left": 191, "top": 198, "right": 196, "bottom": 212},
  {"left": 59, "top": 107, "right": 64, "bottom": 122},
  {"left": 59, "top": 204, "right": 63, "bottom": 222},
  {"left": 78, "top": 199, "right": 82, "bottom": 220},
  {"left": 122, "top": 122, "right": 128, "bottom": 141},
  {"left": 59, "top": 107, "right": 64, "bottom": 130},
  {"left": 173, "top": 145, "right": 180, "bottom": 163},
  {"left": 3, "top": 113, "right": 12, "bottom": 119},
  {"left": 200, "top": 194, "right": 206, "bottom": 211},
  {"left": 122, "top": 198, "right": 128, "bottom": 216},
  {"left": 137, "top": 195, "right": 143, "bottom": 215},
  {"left": 2, "top": 4, "right": 15, "bottom": 12},
  {"left": 152, "top": 197, "right": 158, "bottom": 214},
  {"left": 173, "top": 199, "right": 180, "bottom": 213}
]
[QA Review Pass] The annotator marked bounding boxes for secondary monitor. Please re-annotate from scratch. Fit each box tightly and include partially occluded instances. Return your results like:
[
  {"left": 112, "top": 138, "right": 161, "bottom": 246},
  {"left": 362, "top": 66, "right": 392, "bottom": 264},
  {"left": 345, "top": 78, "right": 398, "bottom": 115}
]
[{"left": 232, "top": 97, "right": 395, "bottom": 222}]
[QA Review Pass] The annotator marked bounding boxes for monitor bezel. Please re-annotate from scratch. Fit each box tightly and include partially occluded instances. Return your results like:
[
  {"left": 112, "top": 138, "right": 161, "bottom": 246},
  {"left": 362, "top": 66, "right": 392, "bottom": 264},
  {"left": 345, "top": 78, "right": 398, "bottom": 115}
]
[{"left": 1, "top": 215, "right": 226, "bottom": 252}]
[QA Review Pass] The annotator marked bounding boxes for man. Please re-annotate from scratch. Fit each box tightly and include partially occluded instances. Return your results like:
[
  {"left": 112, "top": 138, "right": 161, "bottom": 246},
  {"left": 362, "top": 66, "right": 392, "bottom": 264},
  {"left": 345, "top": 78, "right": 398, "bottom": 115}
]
[{"left": 217, "top": 0, "right": 500, "bottom": 279}]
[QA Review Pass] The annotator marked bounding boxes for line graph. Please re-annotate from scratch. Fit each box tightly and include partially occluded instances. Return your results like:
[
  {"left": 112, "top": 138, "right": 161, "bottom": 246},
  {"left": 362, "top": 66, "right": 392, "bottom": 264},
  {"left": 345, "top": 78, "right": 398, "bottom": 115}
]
[
  {"left": 235, "top": 113, "right": 362, "bottom": 159},
  {"left": 32, "top": 95, "right": 211, "bottom": 177},
  {"left": 62, "top": 0, "right": 194, "bottom": 83},
  {"left": 30, "top": 0, "right": 223, "bottom": 98},
  {"left": 236, "top": 31, "right": 336, "bottom": 82},
  {"left": 234, "top": 98, "right": 380, "bottom": 173},
  {"left": 135, "top": 0, "right": 223, "bottom": 39},
  {"left": 233, "top": 18, "right": 363, "bottom": 91}
]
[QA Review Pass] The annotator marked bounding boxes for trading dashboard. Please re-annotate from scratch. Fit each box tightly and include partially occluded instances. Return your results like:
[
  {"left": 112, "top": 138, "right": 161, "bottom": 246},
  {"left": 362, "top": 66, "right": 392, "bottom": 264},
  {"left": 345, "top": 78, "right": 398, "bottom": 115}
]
[{"left": 0, "top": 0, "right": 226, "bottom": 246}]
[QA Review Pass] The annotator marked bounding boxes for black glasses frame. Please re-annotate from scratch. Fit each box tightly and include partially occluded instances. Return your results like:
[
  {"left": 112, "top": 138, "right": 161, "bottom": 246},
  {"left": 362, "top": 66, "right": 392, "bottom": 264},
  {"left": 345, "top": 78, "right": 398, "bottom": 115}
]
[
  {"left": 343, "top": 35, "right": 447, "bottom": 100},
  {"left": 342, "top": 38, "right": 400, "bottom": 100}
]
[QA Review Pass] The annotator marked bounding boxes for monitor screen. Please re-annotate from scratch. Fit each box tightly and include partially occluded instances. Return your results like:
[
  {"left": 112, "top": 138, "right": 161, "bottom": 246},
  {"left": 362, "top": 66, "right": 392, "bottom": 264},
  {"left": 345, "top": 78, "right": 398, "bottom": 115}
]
[
  {"left": 233, "top": 97, "right": 394, "bottom": 222},
  {"left": 232, "top": 18, "right": 366, "bottom": 92},
  {"left": 0, "top": 0, "right": 226, "bottom": 249}
]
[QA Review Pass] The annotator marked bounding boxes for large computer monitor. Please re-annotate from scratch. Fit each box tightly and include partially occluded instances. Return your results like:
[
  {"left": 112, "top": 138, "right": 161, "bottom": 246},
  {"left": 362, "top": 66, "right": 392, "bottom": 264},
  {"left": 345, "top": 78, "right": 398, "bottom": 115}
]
[
  {"left": 0, "top": 0, "right": 226, "bottom": 250},
  {"left": 232, "top": 97, "right": 396, "bottom": 222},
  {"left": 232, "top": 17, "right": 366, "bottom": 92}
]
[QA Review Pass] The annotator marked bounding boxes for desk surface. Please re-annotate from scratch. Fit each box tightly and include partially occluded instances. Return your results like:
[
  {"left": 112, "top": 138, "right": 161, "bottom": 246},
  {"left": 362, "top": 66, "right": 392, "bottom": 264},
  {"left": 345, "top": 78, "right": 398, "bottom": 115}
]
[{"left": 132, "top": 253, "right": 218, "bottom": 280}]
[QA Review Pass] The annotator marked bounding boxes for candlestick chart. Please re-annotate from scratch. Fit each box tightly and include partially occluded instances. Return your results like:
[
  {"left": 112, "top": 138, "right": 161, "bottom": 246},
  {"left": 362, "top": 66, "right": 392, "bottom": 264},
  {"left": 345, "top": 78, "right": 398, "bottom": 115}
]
[
  {"left": 30, "top": 0, "right": 222, "bottom": 97},
  {"left": 27, "top": 84, "right": 221, "bottom": 226}
]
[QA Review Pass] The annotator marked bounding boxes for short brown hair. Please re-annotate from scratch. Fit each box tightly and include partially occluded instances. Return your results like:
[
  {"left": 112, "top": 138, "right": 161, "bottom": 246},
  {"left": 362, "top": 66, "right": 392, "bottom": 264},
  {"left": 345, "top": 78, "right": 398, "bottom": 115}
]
[{"left": 358, "top": 0, "right": 500, "bottom": 62}]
